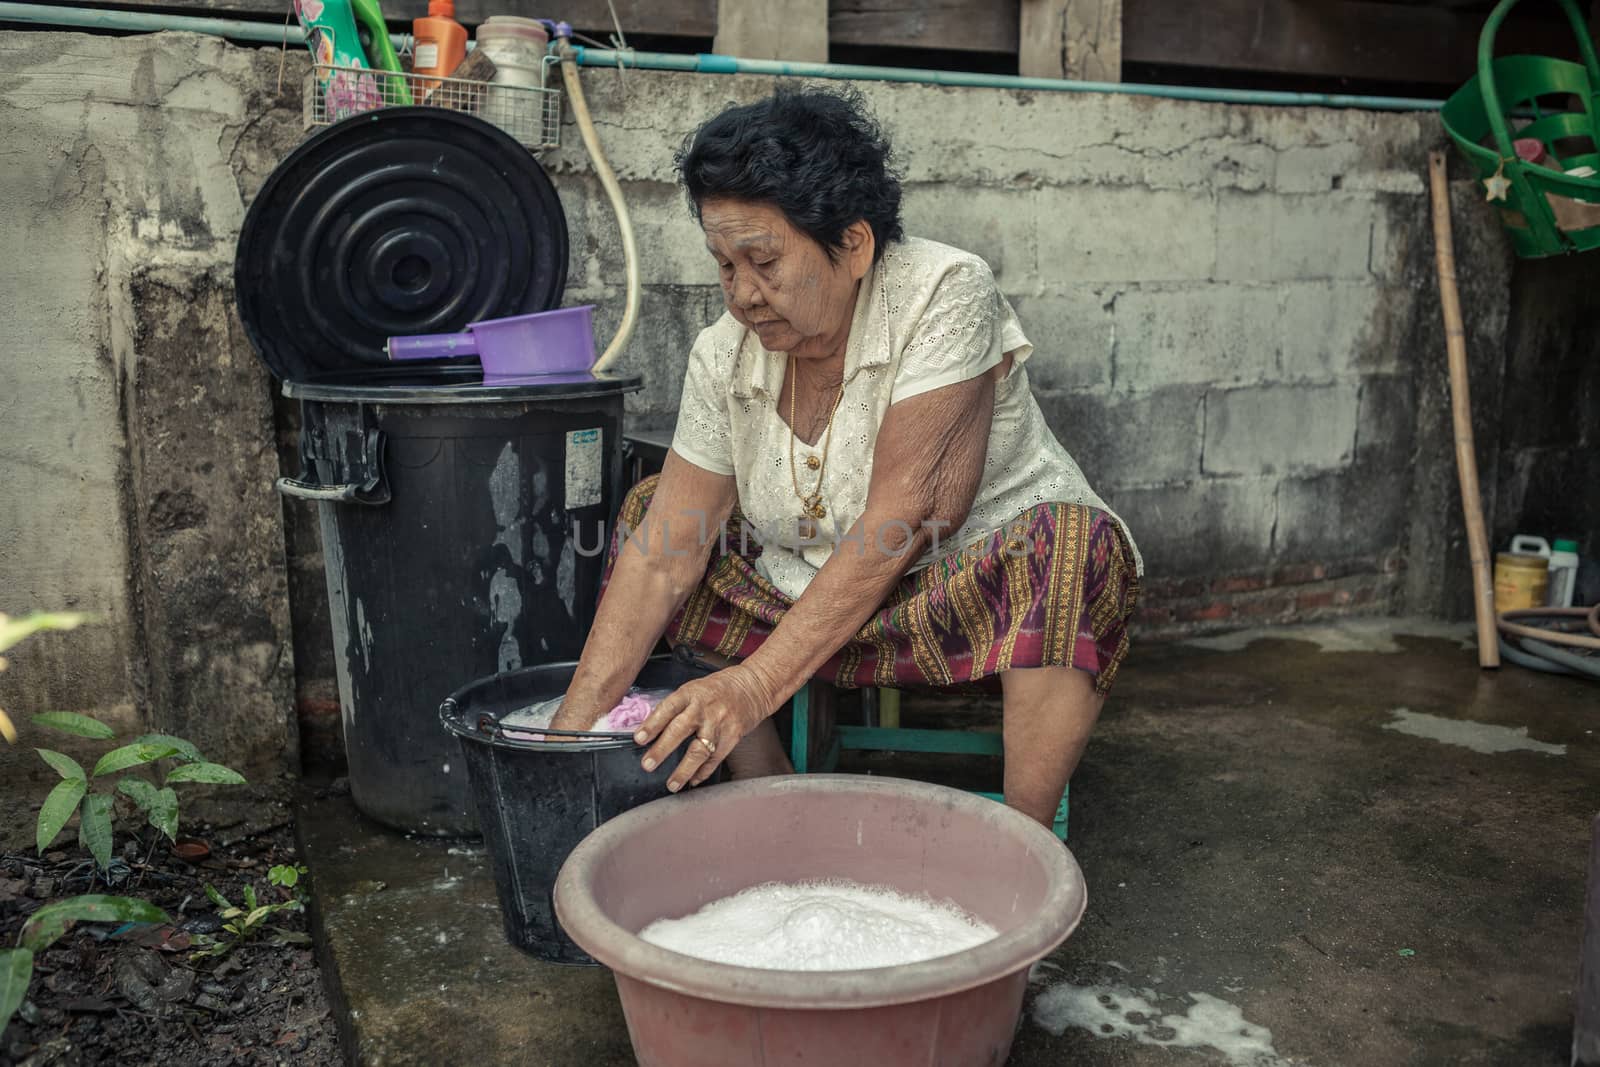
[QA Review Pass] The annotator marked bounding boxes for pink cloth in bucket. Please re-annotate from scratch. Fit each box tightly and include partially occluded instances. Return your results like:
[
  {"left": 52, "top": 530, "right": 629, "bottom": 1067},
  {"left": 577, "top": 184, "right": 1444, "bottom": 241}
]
[
  {"left": 600, "top": 691, "right": 661, "bottom": 732},
  {"left": 501, "top": 688, "right": 671, "bottom": 742}
]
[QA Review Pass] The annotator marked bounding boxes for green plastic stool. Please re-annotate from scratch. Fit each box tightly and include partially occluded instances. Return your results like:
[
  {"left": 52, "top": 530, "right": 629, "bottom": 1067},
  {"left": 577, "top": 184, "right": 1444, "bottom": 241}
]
[{"left": 786, "top": 684, "right": 1070, "bottom": 841}]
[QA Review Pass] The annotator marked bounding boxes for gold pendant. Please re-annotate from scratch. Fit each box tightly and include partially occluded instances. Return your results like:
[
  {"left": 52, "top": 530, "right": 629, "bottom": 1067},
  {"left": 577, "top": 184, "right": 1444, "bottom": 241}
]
[{"left": 797, "top": 496, "right": 827, "bottom": 543}]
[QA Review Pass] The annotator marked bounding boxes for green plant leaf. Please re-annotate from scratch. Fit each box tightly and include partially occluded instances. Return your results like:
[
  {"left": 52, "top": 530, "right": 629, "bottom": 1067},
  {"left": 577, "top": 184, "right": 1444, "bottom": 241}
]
[
  {"left": 268, "top": 865, "right": 300, "bottom": 889},
  {"left": 30, "top": 712, "right": 115, "bottom": 740},
  {"left": 270, "top": 930, "right": 312, "bottom": 946},
  {"left": 20, "top": 895, "right": 168, "bottom": 953},
  {"left": 78, "top": 794, "right": 114, "bottom": 870},
  {"left": 243, "top": 885, "right": 258, "bottom": 911},
  {"left": 0, "top": 612, "right": 92, "bottom": 654},
  {"left": 116, "top": 777, "right": 158, "bottom": 811},
  {"left": 245, "top": 906, "right": 273, "bottom": 928},
  {"left": 147, "top": 787, "right": 179, "bottom": 842},
  {"left": 36, "top": 777, "right": 87, "bottom": 853},
  {"left": 190, "top": 937, "right": 229, "bottom": 959},
  {"left": 92, "top": 743, "right": 180, "bottom": 778},
  {"left": 204, "top": 885, "right": 230, "bottom": 910},
  {"left": 164, "top": 762, "right": 246, "bottom": 786},
  {"left": 36, "top": 748, "right": 85, "bottom": 780},
  {"left": 131, "top": 733, "right": 203, "bottom": 762},
  {"left": 0, "top": 948, "right": 32, "bottom": 1035}
]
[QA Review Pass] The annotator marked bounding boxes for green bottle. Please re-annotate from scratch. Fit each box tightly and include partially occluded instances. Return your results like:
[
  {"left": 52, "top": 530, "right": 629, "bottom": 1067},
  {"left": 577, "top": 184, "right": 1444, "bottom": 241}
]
[{"left": 349, "top": 0, "right": 412, "bottom": 105}]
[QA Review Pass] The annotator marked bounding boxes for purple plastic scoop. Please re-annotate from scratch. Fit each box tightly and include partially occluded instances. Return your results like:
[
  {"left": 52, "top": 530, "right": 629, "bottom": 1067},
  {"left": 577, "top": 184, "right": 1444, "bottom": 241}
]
[{"left": 388, "top": 305, "right": 597, "bottom": 376}]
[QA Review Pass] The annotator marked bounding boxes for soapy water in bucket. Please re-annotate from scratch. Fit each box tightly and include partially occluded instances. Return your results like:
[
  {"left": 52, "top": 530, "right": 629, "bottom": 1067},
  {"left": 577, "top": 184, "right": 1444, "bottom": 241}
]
[
  {"left": 499, "top": 688, "right": 674, "bottom": 739},
  {"left": 639, "top": 880, "right": 998, "bottom": 971}
]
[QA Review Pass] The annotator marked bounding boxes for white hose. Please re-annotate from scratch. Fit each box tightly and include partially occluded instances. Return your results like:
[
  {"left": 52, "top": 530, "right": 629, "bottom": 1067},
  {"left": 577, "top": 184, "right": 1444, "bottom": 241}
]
[{"left": 559, "top": 40, "right": 639, "bottom": 376}]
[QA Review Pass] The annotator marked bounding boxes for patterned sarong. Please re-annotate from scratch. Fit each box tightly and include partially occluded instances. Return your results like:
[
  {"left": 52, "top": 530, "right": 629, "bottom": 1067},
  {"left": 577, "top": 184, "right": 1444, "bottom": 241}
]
[{"left": 601, "top": 476, "right": 1140, "bottom": 696}]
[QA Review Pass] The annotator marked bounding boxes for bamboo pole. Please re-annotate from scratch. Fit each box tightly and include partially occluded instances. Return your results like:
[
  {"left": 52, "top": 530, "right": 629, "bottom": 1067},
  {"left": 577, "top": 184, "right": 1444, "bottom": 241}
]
[{"left": 1427, "top": 150, "right": 1500, "bottom": 669}]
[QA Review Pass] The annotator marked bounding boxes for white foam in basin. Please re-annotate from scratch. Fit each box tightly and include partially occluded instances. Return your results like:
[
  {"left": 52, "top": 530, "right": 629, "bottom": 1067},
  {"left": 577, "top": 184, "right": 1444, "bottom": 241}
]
[
  {"left": 498, "top": 696, "right": 567, "bottom": 732},
  {"left": 638, "top": 880, "right": 998, "bottom": 971}
]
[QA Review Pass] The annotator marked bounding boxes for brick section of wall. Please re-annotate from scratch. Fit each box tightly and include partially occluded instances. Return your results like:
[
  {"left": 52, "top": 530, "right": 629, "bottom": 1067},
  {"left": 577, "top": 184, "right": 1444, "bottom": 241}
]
[{"left": 1135, "top": 555, "right": 1405, "bottom": 638}]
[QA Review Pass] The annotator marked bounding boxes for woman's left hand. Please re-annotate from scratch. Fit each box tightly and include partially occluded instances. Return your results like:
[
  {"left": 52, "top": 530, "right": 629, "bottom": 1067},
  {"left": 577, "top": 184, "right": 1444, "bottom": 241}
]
[{"left": 634, "top": 665, "right": 775, "bottom": 792}]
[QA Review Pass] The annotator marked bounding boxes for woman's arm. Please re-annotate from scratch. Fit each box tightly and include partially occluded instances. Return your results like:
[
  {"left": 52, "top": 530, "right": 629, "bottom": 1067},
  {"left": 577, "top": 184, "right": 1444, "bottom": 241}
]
[
  {"left": 636, "top": 368, "right": 998, "bottom": 785},
  {"left": 548, "top": 450, "right": 738, "bottom": 731}
]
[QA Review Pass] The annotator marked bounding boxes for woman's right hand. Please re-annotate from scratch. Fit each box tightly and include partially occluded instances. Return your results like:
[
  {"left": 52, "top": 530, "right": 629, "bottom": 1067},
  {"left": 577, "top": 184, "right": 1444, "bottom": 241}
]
[{"left": 543, "top": 688, "right": 610, "bottom": 739}]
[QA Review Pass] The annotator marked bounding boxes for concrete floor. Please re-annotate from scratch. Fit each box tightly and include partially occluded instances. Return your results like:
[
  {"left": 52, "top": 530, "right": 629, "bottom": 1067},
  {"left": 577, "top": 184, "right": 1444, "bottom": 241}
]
[{"left": 299, "top": 618, "right": 1598, "bottom": 1065}]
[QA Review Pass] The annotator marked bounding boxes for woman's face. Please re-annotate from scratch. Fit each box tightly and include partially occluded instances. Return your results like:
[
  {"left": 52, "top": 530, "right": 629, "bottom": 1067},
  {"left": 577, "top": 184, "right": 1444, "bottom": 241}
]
[{"left": 700, "top": 198, "right": 874, "bottom": 360}]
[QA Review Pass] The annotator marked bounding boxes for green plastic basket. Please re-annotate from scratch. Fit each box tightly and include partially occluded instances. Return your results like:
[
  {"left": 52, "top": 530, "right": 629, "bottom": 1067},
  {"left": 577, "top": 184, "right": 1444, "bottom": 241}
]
[{"left": 1442, "top": 0, "right": 1600, "bottom": 257}]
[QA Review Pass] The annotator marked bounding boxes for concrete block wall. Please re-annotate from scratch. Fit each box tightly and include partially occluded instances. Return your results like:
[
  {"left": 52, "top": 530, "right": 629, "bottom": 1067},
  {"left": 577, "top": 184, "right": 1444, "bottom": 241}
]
[{"left": 538, "top": 74, "right": 1515, "bottom": 632}]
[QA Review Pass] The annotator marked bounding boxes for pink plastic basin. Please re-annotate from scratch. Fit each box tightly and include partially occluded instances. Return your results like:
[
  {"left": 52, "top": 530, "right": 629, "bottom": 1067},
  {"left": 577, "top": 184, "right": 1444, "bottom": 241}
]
[{"left": 553, "top": 775, "right": 1087, "bottom": 1067}]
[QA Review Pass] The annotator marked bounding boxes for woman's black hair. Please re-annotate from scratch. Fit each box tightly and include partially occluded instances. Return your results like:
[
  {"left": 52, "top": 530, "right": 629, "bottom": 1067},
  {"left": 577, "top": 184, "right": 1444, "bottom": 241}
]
[{"left": 675, "top": 86, "right": 904, "bottom": 262}]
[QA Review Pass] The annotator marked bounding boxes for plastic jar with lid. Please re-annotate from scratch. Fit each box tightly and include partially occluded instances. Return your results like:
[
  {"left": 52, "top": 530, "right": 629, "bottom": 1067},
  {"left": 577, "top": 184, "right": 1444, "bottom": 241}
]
[{"left": 475, "top": 16, "right": 550, "bottom": 89}]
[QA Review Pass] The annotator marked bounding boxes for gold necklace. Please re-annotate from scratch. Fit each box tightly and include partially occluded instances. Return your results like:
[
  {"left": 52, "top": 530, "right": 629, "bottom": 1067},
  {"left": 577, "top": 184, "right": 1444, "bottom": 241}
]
[{"left": 787, "top": 354, "right": 846, "bottom": 528}]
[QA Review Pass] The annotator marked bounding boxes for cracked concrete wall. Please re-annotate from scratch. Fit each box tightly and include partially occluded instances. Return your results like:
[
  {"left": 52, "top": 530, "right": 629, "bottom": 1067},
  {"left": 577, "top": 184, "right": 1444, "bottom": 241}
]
[{"left": 0, "top": 31, "right": 302, "bottom": 778}]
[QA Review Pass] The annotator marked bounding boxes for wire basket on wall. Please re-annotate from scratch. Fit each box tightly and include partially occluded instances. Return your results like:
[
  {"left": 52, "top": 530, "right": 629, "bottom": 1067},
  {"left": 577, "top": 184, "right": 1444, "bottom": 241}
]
[{"left": 303, "top": 57, "right": 562, "bottom": 151}]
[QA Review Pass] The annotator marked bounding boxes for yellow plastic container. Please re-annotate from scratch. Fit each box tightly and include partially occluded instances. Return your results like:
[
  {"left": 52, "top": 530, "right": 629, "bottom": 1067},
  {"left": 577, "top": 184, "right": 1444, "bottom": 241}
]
[{"left": 1494, "top": 552, "right": 1550, "bottom": 611}]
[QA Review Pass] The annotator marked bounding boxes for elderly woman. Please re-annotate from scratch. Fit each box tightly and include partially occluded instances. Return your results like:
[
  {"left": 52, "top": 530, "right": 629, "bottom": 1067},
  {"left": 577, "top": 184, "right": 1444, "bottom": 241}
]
[{"left": 550, "top": 88, "right": 1141, "bottom": 828}]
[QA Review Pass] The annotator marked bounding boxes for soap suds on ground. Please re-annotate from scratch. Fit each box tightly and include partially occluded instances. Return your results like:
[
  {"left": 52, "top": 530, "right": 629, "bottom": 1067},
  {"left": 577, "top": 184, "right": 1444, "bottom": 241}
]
[
  {"left": 1032, "top": 980, "right": 1286, "bottom": 1066},
  {"left": 1382, "top": 707, "right": 1566, "bottom": 756},
  {"left": 1184, "top": 618, "right": 1474, "bottom": 655}
]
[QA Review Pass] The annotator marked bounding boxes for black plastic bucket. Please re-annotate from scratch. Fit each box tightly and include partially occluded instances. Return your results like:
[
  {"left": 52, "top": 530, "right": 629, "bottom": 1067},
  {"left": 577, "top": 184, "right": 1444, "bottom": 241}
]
[
  {"left": 440, "top": 652, "right": 721, "bottom": 964},
  {"left": 280, "top": 367, "right": 639, "bottom": 836}
]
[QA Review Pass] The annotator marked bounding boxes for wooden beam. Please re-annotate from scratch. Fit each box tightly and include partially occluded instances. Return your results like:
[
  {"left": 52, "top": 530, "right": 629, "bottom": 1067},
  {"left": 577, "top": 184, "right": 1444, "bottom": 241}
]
[
  {"left": 105, "top": 0, "right": 716, "bottom": 36},
  {"left": 831, "top": 0, "right": 1575, "bottom": 88},
  {"left": 716, "top": 0, "right": 828, "bottom": 60},
  {"left": 830, "top": 0, "right": 1017, "bottom": 55},
  {"left": 1019, "top": 0, "right": 1121, "bottom": 81},
  {"left": 1122, "top": 0, "right": 1488, "bottom": 83}
]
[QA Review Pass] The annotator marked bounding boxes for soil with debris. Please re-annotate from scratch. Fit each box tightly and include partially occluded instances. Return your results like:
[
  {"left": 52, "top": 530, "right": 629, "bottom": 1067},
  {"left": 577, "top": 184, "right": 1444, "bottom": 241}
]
[{"left": 0, "top": 818, "right": 340, "bottom": 1066}]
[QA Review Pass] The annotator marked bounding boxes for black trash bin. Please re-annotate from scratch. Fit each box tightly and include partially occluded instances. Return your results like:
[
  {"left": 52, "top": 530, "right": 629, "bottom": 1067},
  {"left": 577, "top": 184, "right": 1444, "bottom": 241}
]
[
  {"left": 235, "top": 109, "right": 641, "bottom": 834},
  {"left": 439, "top": 651, "right": 722, "bottom": 963},
  {"left": 281, "top": 368, "right": 638, "bottom": 834}
]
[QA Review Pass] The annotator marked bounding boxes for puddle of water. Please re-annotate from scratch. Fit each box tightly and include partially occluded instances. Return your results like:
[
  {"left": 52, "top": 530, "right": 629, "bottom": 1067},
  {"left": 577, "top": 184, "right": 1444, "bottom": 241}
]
[
  {"left": 1032, "top": 981, "right": 1285, "bottom": 1066},
  {"left": 1184, "top": 618, "right": 1474, "bottom": 655},
  {"left": 1382, "top": 707, "right": 1565, "bottom": 756}
]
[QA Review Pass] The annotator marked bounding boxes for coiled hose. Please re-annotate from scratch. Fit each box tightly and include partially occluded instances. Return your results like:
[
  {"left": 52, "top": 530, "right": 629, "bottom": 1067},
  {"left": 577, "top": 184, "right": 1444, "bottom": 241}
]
[{"left": 1496, "top": 605, "right": 1600, "bottom": 679}]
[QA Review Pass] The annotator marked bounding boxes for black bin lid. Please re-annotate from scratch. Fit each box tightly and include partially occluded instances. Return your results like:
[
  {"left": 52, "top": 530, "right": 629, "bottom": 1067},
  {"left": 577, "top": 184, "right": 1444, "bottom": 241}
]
[{"left": 236, "top": 109, "right": 569, "bottom": 381}]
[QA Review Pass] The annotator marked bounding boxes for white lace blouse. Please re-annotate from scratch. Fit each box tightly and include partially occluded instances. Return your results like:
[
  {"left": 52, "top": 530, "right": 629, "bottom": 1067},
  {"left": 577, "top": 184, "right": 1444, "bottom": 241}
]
[{"left": 670, "top": 236, "right": 1143, "bottom": 601}]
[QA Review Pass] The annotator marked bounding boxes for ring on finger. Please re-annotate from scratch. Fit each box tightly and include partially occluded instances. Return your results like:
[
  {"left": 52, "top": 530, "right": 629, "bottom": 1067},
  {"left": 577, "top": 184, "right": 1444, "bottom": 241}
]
[{"left": 696, "top": 734, "right": 717, "bottom": 756}]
